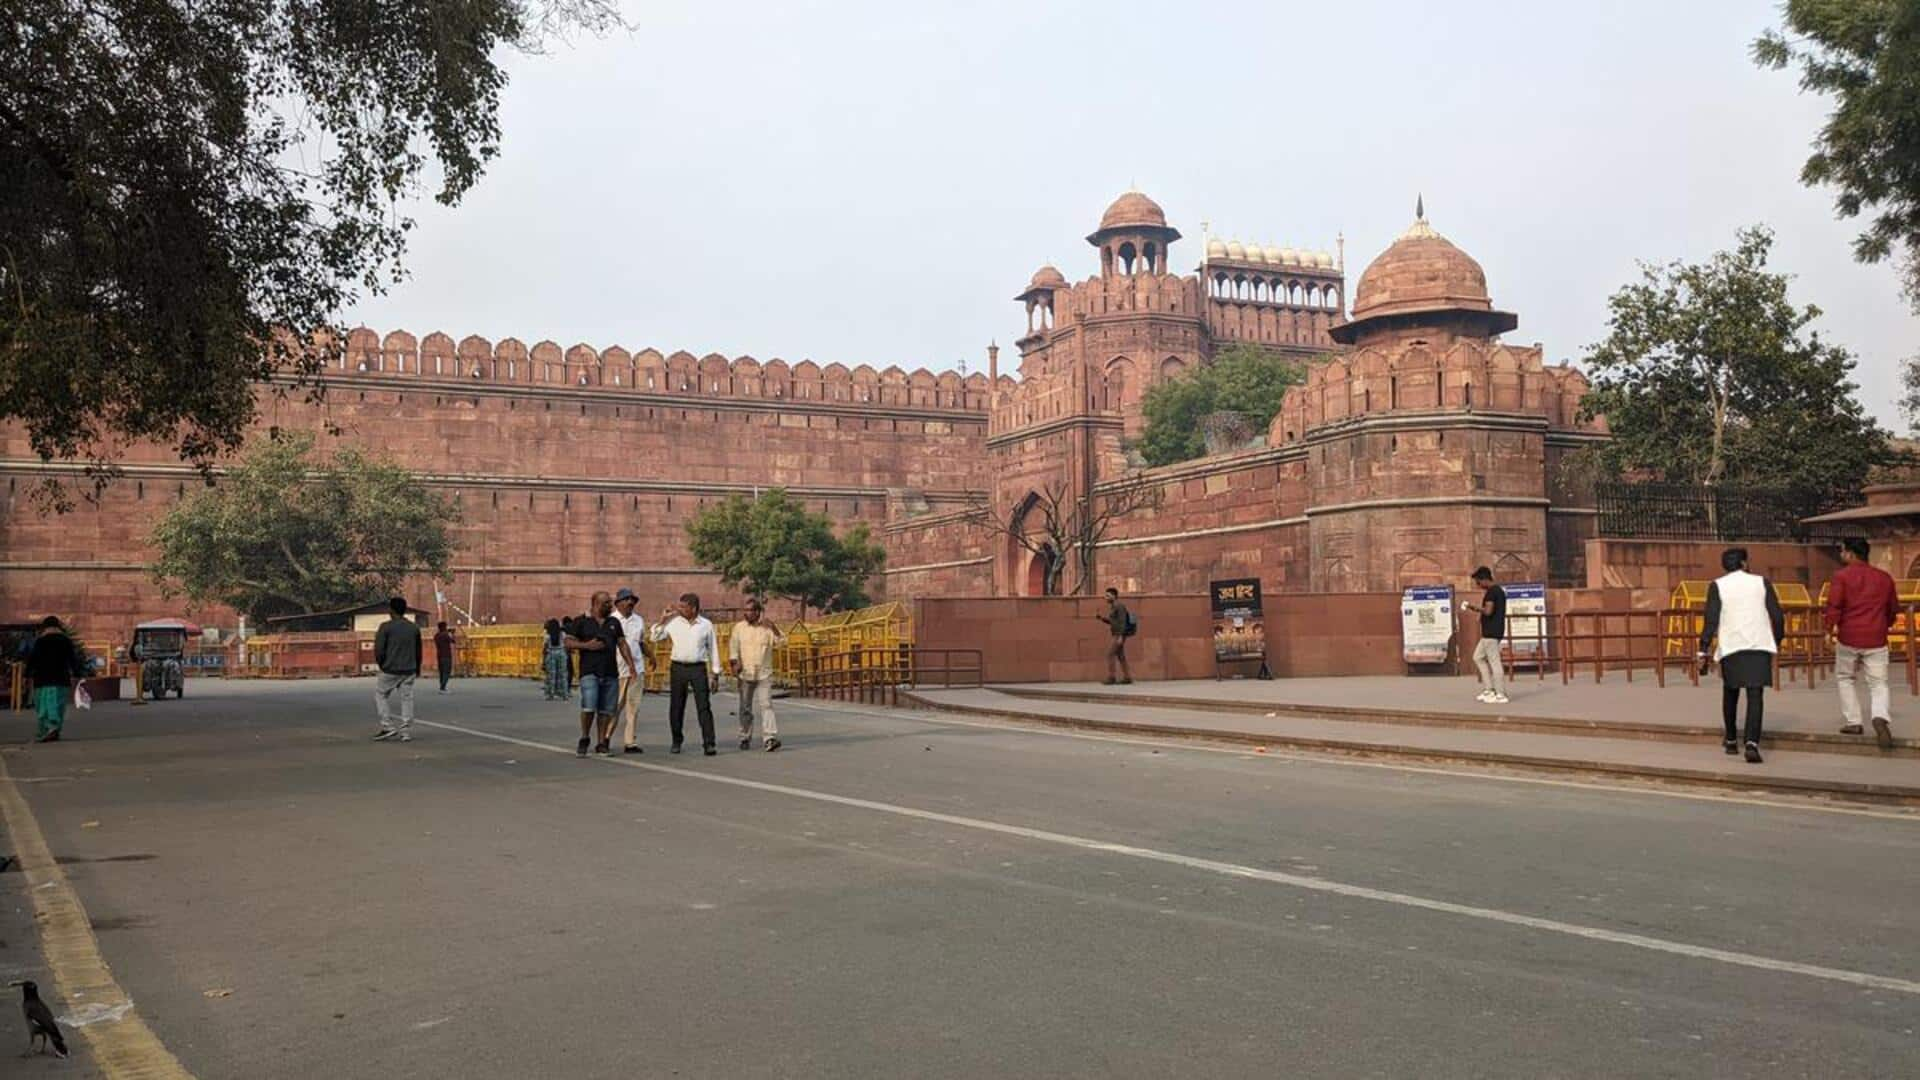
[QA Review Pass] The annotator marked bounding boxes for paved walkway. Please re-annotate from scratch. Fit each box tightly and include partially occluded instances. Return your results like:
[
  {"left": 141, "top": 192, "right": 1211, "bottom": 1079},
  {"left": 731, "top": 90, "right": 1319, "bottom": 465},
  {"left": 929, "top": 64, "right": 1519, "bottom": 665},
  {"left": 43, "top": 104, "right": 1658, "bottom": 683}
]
[
  {"left": 907, "top": 676, "right": 1920, "bottom": 803},
  {"left": 1000, "top": 673, "right": 1920, "bottom": 745}
]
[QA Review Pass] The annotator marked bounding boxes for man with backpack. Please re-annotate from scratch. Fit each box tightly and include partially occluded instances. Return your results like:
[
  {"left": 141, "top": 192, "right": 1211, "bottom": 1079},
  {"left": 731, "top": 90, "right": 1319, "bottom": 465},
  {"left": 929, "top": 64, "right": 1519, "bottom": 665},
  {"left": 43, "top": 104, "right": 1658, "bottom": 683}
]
[{"left": 1094, "top": 587, "right": 1136, "bottom": 685}]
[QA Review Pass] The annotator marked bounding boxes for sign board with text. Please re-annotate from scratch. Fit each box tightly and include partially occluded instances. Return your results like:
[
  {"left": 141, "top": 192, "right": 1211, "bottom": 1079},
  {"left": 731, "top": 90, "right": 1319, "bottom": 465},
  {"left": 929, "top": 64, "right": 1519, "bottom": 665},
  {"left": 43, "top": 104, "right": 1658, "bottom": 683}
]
[
  {"left": 1503, "top": 582, "right": 1548, "bottom": 661},
  {"left": 1400, "top": 585, "right": 1455, "bottom": 665},
  {"left": 1210, "top": 578, "right": 1269, "bottom": 677}
]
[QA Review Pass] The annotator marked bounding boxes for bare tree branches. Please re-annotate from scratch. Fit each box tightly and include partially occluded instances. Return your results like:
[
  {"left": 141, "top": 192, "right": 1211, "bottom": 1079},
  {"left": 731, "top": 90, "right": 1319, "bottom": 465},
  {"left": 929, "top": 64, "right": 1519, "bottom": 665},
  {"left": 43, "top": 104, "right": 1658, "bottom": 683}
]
[{"left": 966, "top": 477, "right": 1163, "bottom": 596}]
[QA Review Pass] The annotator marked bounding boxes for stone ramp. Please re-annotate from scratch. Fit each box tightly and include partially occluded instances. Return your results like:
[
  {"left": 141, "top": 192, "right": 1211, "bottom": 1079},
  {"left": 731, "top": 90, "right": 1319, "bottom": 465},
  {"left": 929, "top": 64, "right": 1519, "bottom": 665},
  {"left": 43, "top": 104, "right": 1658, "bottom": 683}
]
[{"left": 902, "top": 687, "right": 1920, "bottom": 805}]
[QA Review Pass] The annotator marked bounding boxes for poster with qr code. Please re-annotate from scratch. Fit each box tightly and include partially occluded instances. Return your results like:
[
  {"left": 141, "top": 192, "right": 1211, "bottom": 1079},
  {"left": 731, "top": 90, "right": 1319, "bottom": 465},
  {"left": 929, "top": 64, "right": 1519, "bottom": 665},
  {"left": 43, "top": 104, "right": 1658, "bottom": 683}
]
[{"left": 1401, "top": 585, "right": 1454, "bottom": 664}]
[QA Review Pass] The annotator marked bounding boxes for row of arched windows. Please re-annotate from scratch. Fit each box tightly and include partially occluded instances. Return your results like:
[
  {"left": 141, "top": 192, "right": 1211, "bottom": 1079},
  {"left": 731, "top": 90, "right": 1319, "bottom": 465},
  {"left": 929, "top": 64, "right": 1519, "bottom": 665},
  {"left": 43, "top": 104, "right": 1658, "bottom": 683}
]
[{"left": 1208, "top": 273, "right": 1342, "bottom": 309}]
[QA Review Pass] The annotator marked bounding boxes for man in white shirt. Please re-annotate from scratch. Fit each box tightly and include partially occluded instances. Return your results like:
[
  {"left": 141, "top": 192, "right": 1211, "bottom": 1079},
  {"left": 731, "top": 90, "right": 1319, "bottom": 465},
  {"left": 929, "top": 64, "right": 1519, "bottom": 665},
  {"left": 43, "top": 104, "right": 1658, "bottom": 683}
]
[
  {"left": 651, "top": 592, "right": 719, "bottom": 755},
  {"left": 729, "top": 598, "right": 782, "bottom": 752},
  {"left": 612, "top": 587, "right": 648, "bottom": 754}
]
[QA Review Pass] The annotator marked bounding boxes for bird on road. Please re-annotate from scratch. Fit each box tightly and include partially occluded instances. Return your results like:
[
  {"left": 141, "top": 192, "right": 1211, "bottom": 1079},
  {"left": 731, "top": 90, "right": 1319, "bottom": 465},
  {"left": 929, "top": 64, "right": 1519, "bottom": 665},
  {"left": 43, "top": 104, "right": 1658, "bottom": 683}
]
[{"left": 18, "top": 980, "right": 68, "bottom": 1058}]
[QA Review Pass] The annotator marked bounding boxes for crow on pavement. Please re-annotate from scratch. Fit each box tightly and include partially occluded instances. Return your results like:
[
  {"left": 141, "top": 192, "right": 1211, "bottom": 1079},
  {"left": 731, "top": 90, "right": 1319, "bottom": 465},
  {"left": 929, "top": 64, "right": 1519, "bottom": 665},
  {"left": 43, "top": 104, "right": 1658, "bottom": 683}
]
[{"left": 18, "top": 980, "right": 68, "bottom": 1058}]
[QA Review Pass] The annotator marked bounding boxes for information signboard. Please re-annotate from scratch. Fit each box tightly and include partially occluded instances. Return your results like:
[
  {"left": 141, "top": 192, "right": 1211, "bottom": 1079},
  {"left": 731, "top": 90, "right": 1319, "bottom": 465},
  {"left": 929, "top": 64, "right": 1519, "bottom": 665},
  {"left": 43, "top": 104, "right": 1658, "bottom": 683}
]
[
  {"left": 1400, "top": 585, "right": 1455, "bottom": 665},
  {"left": 1210, "top": 578, "right": 1268, "bottom": 671},
  {"left": 1503, "top": 582, "right": 1548, "bottom": 661}
]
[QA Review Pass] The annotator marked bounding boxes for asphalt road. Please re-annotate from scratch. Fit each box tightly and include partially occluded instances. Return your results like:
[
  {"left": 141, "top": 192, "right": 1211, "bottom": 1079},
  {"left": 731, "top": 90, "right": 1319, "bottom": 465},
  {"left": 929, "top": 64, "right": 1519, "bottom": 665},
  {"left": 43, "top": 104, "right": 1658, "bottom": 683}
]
[{"left": 3, "top": 676, "right": 1918, "bottom": 1078}]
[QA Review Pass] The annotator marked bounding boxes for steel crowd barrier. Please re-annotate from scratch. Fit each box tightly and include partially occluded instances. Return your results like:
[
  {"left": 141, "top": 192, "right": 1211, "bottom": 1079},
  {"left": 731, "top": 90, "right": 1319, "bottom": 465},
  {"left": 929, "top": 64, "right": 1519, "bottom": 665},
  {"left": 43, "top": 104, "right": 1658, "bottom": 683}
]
[{"left": 792, "top": 646, "right": 984, "bottom": 706}]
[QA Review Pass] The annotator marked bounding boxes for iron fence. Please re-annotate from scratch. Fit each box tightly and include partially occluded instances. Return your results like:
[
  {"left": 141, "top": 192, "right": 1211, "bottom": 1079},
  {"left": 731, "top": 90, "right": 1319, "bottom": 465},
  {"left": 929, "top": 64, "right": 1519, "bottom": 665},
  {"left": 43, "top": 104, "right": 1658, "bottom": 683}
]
[{"left": 1595, "top": 483, "right": 1848, "bottom": 542}]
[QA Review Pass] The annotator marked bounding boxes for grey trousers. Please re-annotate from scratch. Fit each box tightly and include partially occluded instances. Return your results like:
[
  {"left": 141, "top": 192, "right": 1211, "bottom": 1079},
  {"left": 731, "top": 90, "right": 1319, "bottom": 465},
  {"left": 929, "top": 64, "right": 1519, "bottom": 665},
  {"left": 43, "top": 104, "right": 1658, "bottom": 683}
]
[
  {"left": 1472, "top": 638, "right": 1506, "bottom": 696},
  {"left": 1834, "top": 644, "right": 1890, "bottom": 728},
  {"left": 737, "top": 677, "right": 777, "bottom": 740},
  {"left": 375, "top": 672, "right": 416, "bottom": 733}
]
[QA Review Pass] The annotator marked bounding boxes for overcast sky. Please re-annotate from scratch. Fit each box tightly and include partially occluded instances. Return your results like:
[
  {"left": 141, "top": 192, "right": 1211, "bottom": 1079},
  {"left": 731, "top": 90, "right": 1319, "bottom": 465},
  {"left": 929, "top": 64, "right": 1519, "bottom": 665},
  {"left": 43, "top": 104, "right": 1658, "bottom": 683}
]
[{"left": 348, "top": 0, "right": 1917, "bottom": 429}]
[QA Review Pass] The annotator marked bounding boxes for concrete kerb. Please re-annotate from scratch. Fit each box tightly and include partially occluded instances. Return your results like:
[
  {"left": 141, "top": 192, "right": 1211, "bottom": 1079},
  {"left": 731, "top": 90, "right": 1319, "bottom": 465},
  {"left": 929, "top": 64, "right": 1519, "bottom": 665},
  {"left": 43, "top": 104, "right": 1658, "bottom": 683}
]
[
  {"left": 991, "top": 686, "right": 1920, "bottom": 758},
  {"left": 899, "top": 690, "right": 1920, "bottom": 807}
]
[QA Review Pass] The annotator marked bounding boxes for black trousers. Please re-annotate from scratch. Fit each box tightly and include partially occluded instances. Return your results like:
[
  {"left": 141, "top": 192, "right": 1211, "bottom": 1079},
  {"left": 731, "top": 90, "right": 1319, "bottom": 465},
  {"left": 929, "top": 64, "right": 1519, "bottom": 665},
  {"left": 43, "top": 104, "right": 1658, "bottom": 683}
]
[
  {"left": 669, "top": 661, "right": 716, "bottom": 748},
  {"left": 438, "top": 662, "right": 452, "bottom": 691},
  {"left": 1722, "top": 686, "right": 1764, "bottom": 744}
]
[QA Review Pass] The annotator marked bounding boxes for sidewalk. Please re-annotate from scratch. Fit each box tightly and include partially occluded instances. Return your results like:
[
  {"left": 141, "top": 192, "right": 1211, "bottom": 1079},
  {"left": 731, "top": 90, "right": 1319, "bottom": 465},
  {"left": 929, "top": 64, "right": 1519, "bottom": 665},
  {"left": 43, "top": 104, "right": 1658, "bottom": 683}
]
[
  {"left": 992, "top": 674, "right": 1920, "bottom": 752},
  {"left": 903, "top": 676, "right": 1920, "bottom": 805}
]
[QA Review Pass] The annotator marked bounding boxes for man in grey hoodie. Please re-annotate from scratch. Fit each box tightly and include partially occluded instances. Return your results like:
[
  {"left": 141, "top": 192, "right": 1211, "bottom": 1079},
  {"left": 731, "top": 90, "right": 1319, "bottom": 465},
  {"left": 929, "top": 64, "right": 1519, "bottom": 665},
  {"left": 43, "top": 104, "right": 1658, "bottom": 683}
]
[{"left": 372, "top": 597, "right": 423, "bottom": 743}]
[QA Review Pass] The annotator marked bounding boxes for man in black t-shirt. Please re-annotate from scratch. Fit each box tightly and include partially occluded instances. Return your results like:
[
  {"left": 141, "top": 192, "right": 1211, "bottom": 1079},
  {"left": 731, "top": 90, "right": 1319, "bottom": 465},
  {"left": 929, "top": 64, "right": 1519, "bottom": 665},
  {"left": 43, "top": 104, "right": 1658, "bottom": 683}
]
[
  {"left": 1462, "top": 567, "right": 1508, "bottom": 704},
  {"left": 566, "top": 591, "right": 635, "bottom": 757}
]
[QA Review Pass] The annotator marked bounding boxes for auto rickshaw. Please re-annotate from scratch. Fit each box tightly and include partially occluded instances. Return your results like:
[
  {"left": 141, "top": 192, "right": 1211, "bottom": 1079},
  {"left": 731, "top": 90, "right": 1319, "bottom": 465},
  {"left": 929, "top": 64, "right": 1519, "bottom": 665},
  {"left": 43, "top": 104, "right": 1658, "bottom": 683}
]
[{"left": 132, "top": 619, "right": 196, "bottom": 700}]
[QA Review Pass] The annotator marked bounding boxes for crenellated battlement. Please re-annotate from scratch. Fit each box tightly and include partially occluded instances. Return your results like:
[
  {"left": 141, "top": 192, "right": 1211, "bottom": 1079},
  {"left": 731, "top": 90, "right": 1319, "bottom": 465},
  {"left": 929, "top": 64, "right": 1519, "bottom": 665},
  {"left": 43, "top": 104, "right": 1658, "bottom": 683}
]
[
  {"left": 1270, "top": 340, "right": 1600, "bottom": 443},
  {"left": 323, "top": 328, "right": 995, "bottom": 413}
]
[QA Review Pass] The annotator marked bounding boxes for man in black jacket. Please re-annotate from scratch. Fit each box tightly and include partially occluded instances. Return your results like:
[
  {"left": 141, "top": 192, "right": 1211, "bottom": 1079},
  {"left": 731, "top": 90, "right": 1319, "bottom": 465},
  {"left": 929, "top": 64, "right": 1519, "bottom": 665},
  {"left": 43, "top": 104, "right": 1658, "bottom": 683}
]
[{"left": 372, "top": 598, "right": 422, "bottom": 743}]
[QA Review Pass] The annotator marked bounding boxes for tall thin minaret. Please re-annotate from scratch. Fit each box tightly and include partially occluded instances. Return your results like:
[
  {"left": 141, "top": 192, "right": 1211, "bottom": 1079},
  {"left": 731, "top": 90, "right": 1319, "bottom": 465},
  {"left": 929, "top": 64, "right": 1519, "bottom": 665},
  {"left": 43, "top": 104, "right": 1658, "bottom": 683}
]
[{"left": 987, "top": 341, "right": 999, "bottom": 383}]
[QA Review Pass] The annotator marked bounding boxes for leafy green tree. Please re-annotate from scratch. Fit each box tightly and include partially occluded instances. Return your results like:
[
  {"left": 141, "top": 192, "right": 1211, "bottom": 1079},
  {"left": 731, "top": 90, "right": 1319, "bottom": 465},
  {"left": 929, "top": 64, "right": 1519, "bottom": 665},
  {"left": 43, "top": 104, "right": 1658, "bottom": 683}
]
[
  {"left": 0, "top": 1, "right": 617, "bottom": 496},
  {"left": 1576, "top": 225, "right": 1890, "bottom": 514},
  {"left": 685, "top": 490, "right": 887, "bottom": 617},
  {"left": 150, "top": 433, "right": 458, "bottom": 621},
  {"left": 1756, "top": 3, "right": 1920, "bottom": 307},
  {"left": 1134, "top": 343, "right": 1307, "bottom": 466}
]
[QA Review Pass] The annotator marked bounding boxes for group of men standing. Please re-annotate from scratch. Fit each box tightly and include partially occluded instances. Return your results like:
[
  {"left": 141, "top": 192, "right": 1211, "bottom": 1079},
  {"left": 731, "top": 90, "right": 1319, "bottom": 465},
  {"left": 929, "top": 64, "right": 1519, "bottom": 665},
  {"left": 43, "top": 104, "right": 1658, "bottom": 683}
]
[
  {"left": 367, "top": 591, "right": 784, "bottom": 755},
  {"left": 560, "top": 589, "right": 782, "bottom": 758}
]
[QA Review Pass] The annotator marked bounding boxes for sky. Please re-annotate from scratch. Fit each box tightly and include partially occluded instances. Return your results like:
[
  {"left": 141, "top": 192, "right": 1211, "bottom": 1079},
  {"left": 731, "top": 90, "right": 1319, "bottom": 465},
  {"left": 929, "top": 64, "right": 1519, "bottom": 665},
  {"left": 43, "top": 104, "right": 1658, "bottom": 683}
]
[{"left": 347, "top": 0, "right": 1918, "bottom": 429}]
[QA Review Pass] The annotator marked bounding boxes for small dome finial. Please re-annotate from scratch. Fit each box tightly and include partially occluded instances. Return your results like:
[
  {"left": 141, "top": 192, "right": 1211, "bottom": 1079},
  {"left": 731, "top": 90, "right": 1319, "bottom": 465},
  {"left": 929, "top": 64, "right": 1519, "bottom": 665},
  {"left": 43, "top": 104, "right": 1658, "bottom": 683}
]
[{"left": 1416, "top": 193, "right": 1425, "bottom": 221}]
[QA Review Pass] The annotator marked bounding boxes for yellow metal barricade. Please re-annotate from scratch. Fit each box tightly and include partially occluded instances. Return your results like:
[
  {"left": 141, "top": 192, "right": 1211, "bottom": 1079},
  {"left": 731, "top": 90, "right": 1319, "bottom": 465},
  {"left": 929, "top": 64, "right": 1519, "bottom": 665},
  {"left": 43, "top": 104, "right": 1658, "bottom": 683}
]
[
  {"left": 1774, "top": 582, "right": 1817, "bottom": 665},
  {"left": 1664, "top": 581, "right": 1710, "bottom": 658},
  {"left": 460, "top": 625, "right": 547, "bottom": 678}
]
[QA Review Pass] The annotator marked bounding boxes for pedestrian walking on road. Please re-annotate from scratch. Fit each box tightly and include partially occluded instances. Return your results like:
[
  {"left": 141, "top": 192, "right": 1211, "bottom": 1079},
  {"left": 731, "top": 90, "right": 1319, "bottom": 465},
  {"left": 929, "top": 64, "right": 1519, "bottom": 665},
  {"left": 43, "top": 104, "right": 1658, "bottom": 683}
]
[
  {"left": 1826, "top": 537, "right": 1900, "bottom": 749},
  {"left": 1463, "top": 566, "right": 1509, "bottom": 705},
  {"left": 434, "top": 621, "right": 457, "bottom": 694},
  {"left": 567, "top": 592, "right": 635, "bottom": 757},
  {"left": 542, "top": 618, "right": 568, "bottom": 700},
  {"left": 1093, "top": 587, "right": 1135, "bottom": 685},
  {"left": 653, "top": 593, "right": 719, "bottom": 755},
  {"left": 613, "top": 587, "right": 648, "bottom": 754},
  {"left": 1697, "top": 548, "right": 1785, "bottom": 764},
  {"left": 26, "top": 616, "right": 79, "bottom": 744},
  {"left": 372, "top": 598, "right": 422, "bottom": 743},
  {"left": 729, "top": 598, "right": 782, "bottom": 751}
]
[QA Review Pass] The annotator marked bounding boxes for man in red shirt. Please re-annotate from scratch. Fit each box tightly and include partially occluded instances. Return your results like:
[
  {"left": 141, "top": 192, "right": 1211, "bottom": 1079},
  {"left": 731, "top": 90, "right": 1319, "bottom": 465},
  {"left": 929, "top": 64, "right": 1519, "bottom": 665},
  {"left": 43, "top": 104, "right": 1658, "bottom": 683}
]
[{"left": 1825, "top": 537, "right": 1900, "bottom": 749}]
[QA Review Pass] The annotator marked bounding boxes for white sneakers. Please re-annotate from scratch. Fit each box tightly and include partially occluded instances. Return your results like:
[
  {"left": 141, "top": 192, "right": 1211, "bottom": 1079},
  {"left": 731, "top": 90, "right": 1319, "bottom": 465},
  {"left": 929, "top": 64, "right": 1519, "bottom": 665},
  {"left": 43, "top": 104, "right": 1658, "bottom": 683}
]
[{"left": 1476, "top": 690, "right": 1510, "bottom": 705}]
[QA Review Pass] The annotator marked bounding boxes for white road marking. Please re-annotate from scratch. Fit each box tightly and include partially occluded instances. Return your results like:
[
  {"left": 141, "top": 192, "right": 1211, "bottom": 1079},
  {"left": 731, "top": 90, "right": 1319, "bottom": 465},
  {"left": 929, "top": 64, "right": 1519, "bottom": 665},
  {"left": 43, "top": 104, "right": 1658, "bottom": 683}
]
[
  {"left": 789, "top": 700, "right": 1920, "bottom": 823},
  {"left": 417, "top": 717, "right": 1920, "bottom": 996}
]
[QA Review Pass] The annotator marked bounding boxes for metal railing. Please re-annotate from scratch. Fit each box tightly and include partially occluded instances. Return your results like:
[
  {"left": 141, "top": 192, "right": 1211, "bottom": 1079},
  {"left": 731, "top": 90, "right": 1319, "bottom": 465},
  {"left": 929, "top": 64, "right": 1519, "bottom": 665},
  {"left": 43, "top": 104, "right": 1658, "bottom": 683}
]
[
  {"left": 792, "top": 646, "right": 985, "bottom": 706},
  {"left": 1595, "top": 482, "right": 1848, "bottom": 541},
  {"left": 1553, "top": 604, "right": 1920, "bottom": 695}
]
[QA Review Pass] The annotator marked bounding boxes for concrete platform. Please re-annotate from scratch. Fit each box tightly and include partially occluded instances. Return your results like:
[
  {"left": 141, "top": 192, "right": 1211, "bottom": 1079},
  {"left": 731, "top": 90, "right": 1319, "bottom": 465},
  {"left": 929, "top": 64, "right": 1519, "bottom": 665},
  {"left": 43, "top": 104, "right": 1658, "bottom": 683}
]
[
  {"left": 905, "top": 676, "right": 1920, "bottom": 805},
  {"left": 992, "top": 673, "right": 1920, "bottom": 753}
]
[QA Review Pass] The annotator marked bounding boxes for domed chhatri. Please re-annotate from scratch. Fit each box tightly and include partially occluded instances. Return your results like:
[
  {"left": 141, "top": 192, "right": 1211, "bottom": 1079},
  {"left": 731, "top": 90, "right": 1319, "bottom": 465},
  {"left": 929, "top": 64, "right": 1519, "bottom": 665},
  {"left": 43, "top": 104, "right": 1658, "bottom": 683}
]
[
  {"left": 1014, "top": 263, "right": 1069, "bottom": 301},
  {"left": 1330, "top": 199, "right": 1517, "bottom": 344},
  {"left": 1096, "top": 190, "right": 1169, "bottom": 233},
  {"left": 1086, "top": 189, "right": 1181, "bottom": 248}
]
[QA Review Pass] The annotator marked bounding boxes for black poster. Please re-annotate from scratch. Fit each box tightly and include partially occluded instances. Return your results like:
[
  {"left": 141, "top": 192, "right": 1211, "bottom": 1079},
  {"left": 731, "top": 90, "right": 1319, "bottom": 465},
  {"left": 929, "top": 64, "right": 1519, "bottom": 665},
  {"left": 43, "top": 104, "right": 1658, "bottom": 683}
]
[{"left": 1210, "top": 578, "right": 1266, "bottom": 663}]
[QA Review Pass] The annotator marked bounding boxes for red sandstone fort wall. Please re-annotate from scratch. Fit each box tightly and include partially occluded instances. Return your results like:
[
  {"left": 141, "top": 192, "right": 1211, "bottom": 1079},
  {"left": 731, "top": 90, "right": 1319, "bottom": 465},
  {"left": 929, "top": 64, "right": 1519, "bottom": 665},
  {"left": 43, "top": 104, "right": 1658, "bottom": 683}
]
[{"left": 0, "top": 338, "right": 998, "bottom": 640}]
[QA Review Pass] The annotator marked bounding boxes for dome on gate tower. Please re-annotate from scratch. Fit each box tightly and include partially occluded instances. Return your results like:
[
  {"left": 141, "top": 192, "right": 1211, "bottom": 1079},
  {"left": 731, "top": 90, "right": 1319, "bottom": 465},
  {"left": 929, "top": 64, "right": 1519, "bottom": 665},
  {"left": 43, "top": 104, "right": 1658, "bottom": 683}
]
[
  {"left": 1097, "top": 190, "right": 1169, "bottom": 232},
  {"left": 1330, "top": 197, "right": 1517, "bottom": 344},
  {"left": 1028, "top": 264, "right": 1067, "bottom": 290}
]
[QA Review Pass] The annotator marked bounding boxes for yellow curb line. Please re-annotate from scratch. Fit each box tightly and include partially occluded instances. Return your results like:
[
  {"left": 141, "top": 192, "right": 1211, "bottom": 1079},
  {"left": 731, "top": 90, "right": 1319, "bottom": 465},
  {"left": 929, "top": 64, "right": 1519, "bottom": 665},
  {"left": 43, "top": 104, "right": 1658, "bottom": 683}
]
[{"left": 0, "top": 750, "right": 194, "bottom": 1078}]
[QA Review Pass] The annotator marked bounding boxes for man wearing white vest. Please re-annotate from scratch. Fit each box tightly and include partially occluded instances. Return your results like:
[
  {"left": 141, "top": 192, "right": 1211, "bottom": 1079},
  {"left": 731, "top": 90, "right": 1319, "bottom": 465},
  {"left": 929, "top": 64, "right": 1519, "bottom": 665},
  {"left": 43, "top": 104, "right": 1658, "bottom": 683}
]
[{"left": 1696, "top": 547, "right": 1786, "bottom": 764}]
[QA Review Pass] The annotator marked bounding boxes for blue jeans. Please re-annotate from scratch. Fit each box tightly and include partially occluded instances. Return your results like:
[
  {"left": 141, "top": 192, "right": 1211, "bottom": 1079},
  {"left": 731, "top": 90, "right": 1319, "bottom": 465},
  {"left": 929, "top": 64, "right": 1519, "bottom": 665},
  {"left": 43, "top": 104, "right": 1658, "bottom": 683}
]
[
  {"left": 543, "top": 647, "right": 568, "bottom": 699},
  {"left": 578, "top": 672, "right": 618, "bottom": 716}
]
